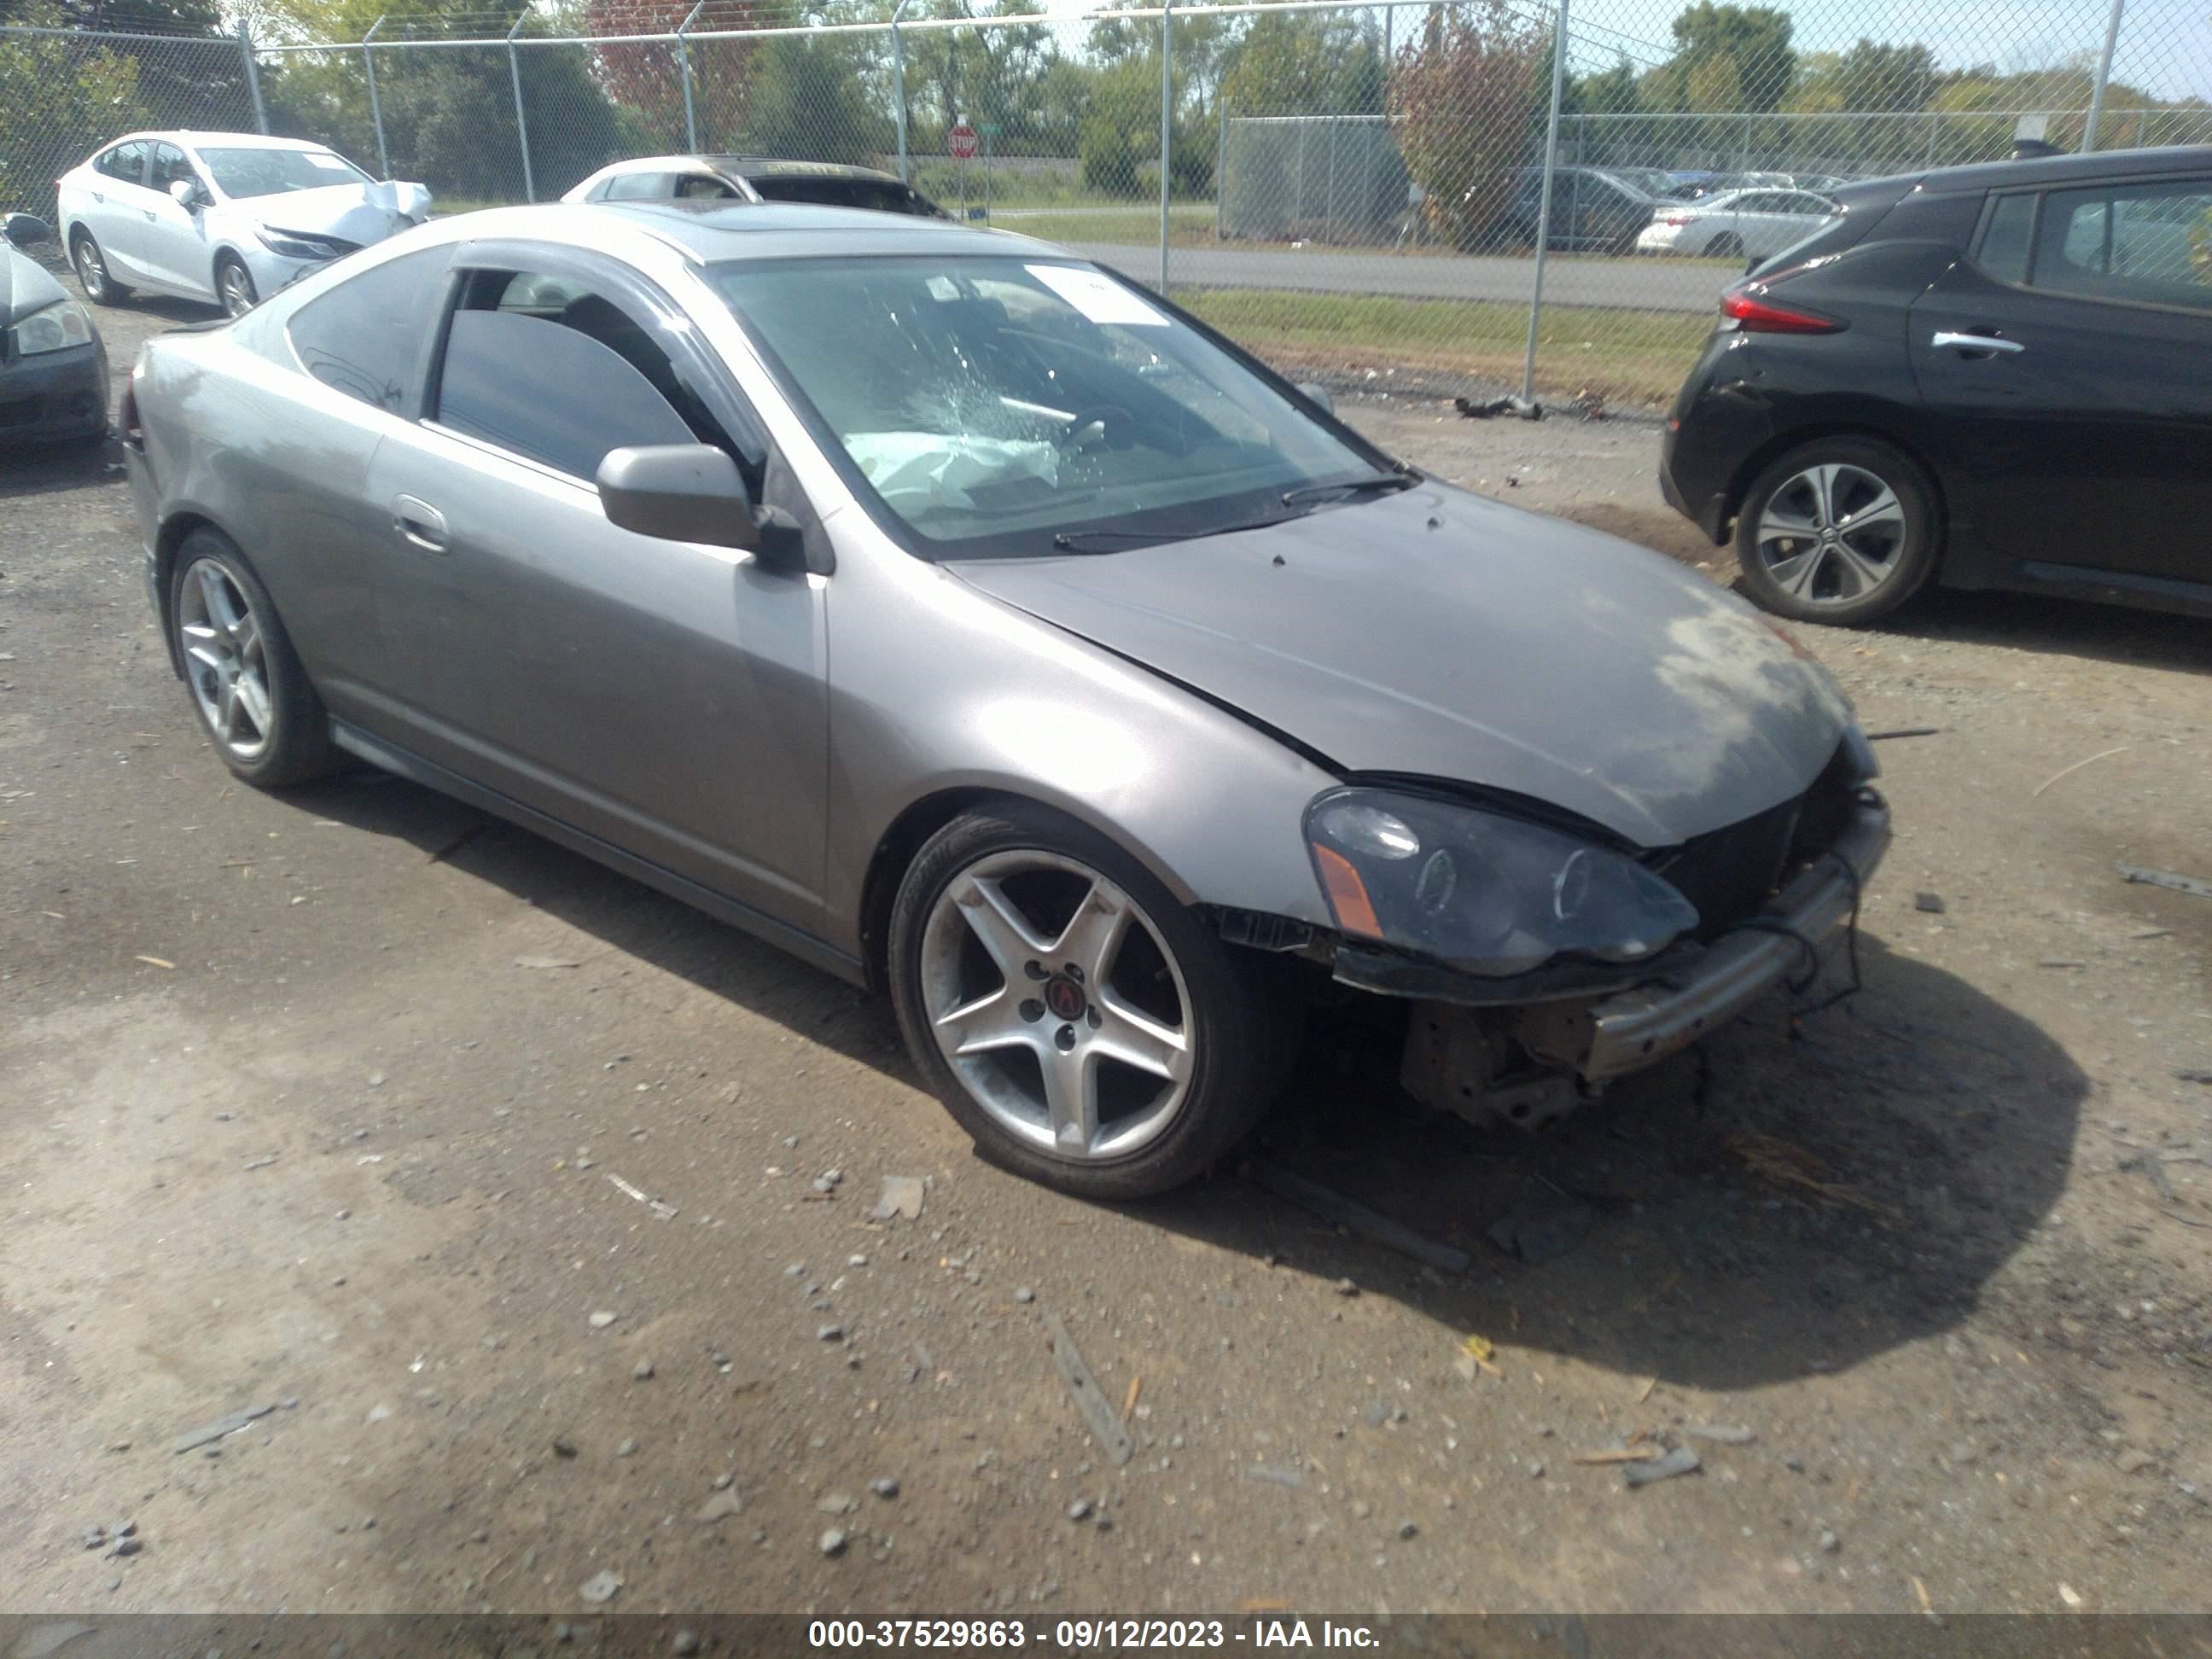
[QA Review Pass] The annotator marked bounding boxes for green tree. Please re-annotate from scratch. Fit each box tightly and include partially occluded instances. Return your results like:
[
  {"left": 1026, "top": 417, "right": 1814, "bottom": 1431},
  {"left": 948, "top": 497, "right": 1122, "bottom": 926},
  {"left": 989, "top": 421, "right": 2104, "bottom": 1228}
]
[
  {"left": 733, "top": 35, "right": 892, "bottom": 163},
  {"left": 1649, "top": 3, "right": 1795, "bottom": 114},
  {"left": 1789, "top": 38, "right": 1934, "bottom": 114},
  {"left": 1218, "top": 11, "right": 1382, "bottom": 116},
  {"left": 0, "top": 3, "right": 144, "bottom": 219}
]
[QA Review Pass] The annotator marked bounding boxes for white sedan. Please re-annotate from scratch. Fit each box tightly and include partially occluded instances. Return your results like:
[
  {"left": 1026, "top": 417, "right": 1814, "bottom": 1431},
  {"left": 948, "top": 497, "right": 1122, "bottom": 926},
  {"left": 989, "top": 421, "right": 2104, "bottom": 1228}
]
[
  {"left": 56, "top": 132, "right": 430, "bottom": 317},
  {"left": 1636, "top": 188, "right": 1837, "bottom": 261}
]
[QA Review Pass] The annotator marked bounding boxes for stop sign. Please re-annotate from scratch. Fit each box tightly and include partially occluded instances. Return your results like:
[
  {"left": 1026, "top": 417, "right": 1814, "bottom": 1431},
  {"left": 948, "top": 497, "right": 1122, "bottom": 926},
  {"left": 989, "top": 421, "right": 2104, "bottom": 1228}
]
[{"left": 948, "top": 123, "right": 980, "bottom": 160}]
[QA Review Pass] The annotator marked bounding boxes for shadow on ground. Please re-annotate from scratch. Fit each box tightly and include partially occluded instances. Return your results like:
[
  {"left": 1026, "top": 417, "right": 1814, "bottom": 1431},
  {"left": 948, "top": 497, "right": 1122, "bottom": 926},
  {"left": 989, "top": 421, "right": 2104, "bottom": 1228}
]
[{"left": 287, "top": 764, "right": 2082, "bottom": 1397}]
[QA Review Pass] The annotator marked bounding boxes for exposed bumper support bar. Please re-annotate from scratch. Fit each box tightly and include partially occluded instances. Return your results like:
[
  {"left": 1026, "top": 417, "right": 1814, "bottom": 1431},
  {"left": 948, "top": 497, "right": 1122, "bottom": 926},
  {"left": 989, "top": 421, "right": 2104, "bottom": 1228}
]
[{"left": 1534, "top": 789, "right": 1890, "bottom": 1081}]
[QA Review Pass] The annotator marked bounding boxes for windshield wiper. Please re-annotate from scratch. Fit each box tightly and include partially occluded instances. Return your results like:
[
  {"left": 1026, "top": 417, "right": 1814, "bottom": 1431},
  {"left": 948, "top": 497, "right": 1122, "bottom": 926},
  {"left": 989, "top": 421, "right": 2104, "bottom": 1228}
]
[
  {"left": 1280, "top": 469, "right": 1419, "bottom": 508},
  {"left": 1051, "top": 527, "right": 1171, "bottom": 550}
]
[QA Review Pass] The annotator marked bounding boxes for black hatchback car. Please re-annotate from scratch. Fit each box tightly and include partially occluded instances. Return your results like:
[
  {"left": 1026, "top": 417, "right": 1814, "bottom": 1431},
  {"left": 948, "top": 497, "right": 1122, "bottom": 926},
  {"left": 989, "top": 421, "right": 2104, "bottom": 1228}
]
[{"left": 1660, "top": 145, "right": 2212, "bottom": 624}]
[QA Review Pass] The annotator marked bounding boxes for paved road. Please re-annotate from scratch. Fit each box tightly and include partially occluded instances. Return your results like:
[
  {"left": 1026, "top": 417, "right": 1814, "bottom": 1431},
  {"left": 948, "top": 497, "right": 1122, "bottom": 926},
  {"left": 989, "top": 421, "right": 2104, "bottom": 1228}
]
[{"left": 1068, "top": 240, "right": 1732, "bottom": 313}]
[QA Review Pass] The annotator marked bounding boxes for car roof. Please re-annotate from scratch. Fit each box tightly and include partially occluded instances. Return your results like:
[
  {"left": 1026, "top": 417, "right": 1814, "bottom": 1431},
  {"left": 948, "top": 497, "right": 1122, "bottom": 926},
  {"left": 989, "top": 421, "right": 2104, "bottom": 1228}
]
[
  {"left": 548, "top": 200, "right": 1037, "bottom": 263},
  {"left": 108, "top": 131, "right": 329, "bottom": 153},
  {"left": 1883, "top": 143, "right": 2212, "bottom": 197},
  {"left": 705, "top": 156, "right": 905, "bottom": 184},
  {"left": 590, "top": 154, "right": 906, "bottom": 187}
]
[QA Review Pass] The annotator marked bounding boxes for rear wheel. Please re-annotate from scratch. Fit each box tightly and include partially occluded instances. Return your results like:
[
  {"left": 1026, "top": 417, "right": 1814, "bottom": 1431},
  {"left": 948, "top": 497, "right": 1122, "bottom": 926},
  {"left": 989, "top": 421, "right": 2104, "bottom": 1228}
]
[
  {"left": 72, "top": 230, "right": 128, "bottom": 304},
  {"left": 888, "top": 800, "right": 1291, "bottom": 1199},
  {"left": 169, "top": 528, "right": 338, "bottom": 787},
  {"left": 1708, "top": 230, "right": 1743, "bottom": 259},
  {"left": 215, "top": 254, "right": 258, "bottom": 318},
  {"left": 1733, "top": 437, "right": 1939, "bottom": 626}
]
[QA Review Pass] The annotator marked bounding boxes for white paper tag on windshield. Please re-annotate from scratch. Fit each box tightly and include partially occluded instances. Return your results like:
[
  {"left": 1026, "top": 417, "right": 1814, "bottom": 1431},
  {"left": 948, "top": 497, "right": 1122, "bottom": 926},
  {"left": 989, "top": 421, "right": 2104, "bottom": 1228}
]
[
  {"left": 306, "top": 153, "right": 353, "bottom": 171},
  {"left": 1026, "top": 264, "right": 1167, "bottom": 328}
]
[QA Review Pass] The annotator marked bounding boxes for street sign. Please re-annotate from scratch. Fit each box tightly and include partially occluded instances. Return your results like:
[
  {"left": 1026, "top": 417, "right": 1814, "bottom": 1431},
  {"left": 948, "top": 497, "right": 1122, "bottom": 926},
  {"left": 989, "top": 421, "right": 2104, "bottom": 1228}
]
[
  {"left": 977, "top": 122, "right": 1002, "bottom": 137},
  {"left": 948, "top": 124, "right": 980, "bottom": 160}
]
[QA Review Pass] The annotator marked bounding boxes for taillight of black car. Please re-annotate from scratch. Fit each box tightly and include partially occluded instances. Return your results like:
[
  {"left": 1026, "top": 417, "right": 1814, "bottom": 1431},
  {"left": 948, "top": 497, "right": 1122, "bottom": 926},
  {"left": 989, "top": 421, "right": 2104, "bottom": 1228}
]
[{"left": 1720, "top": 267, "right": 1845, "bottom": 335}]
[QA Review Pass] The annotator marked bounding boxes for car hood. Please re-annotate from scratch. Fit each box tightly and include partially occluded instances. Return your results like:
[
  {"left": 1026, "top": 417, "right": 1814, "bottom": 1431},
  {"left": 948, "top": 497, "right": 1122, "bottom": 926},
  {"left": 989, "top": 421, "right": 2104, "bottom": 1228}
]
[
  {"left": 950, "top": 484, "right": 1854, "bottom": 848},
  {"left": 228, "top": 180, "right": 431, "bottom": 244},
  {"left": 2, "top": 243, "right": 69, "bottom": 329}
]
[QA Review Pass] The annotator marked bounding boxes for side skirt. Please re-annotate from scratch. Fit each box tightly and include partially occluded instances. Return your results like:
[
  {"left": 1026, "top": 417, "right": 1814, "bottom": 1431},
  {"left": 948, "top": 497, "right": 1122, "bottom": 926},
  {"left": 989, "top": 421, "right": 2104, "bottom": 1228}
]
[{"left": 329, "top": 718, "right": 867, "bottom": 989}]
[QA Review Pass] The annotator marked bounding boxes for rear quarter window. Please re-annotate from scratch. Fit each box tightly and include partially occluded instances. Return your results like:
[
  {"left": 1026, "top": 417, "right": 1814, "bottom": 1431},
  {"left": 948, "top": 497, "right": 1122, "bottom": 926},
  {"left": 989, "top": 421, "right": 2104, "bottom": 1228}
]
[{"left": 287, "top": 246, "right": 455, "bottom": 414}]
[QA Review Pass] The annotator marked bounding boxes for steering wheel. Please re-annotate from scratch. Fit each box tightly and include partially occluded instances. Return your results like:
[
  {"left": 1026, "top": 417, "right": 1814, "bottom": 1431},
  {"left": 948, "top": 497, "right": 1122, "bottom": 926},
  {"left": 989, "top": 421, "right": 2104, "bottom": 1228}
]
[{"left": 1062, "top": 404, "right": 1137, "bottom": 452}]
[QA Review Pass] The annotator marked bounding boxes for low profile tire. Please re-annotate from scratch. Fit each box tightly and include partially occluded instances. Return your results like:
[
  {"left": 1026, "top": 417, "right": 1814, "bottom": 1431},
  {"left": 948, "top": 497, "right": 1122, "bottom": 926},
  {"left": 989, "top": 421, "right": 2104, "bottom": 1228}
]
[
  {"left": 72, "top": 230, "right": 128, "bottom": 304},
  {"left": 1733, "top": 437, "right": 1940, "bottom": 626},
  {"left": 169, "top": 529, "right": 337, "bottom": 788},
  {"left": 888, "top": 800, "right": 1291, "bottom": 1200},
  {"left": 215, "top": 255, "right": 258, "bottom": 318}
]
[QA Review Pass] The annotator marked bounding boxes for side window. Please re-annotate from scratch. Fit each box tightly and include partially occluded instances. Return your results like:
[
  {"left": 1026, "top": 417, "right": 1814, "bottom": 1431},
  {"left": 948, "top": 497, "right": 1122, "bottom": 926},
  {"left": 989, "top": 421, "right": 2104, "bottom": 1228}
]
[
  {"left": 1976, "top": 192, "right": 2035, "bottom": 284},
  {"left": 2029, "top": 178, "right": 2212, "bottom": 311},
  {"left": 675, "top": 173, "right": 739, "bottom": 200},
  {"left": 434, "top": 269, "right": 747, "bottom": 482},
  {"left": 97, "top": 142, "right": 148, "bottom": 185},
  {"left": 148, "top": 143, "right": 198, "bottom": 195},
  {"left": 602, "top": 172, "right": 672, "bottom": 201},
  {"left": 288, "top": 246, "right": 455, "bottom": 413}
]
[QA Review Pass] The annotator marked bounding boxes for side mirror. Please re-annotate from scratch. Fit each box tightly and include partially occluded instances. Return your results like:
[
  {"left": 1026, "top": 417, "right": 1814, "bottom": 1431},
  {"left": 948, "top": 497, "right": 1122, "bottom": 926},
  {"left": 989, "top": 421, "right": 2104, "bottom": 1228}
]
[
  {"left": 1745, "top": 256, "right": 1761, "bottom": 276},
  {"left": 3, "top": 212, "right": 54, "bottom": 248},
  {"left": 1296, "top": 381, "right": 1335, "bottom": 416},
  {"left": 169, "top": 178, "right": 205, "bottom": 210},
  {"left": 596, "top": 444, "right": 806, "bottom": 566}
]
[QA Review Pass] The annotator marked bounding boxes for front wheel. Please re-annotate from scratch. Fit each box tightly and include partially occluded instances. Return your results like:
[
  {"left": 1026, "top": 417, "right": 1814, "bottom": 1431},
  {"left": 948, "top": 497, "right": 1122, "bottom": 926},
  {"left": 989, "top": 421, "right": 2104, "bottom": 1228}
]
[
  {"left": 888, "top": 800, "right": 1292, "bottom": 1199},
  {"left": 1708, "top": 231, "right": 1743, "bottom": 259},
  {"left": 73, "top": 230, "right": 129, "bottom": 304},
  {"left": 1733, "top": 437, "right": 1940, "bottom": 626},
  {"left": 215, "top": 254, "right": 258, "bottom": 318}
]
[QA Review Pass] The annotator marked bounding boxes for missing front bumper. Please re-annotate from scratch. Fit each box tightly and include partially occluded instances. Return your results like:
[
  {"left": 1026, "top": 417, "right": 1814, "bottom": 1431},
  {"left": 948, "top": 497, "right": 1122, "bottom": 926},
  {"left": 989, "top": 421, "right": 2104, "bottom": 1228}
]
[{"left": 1521, "top": 788, "right": 1889, "bottom": 1081}]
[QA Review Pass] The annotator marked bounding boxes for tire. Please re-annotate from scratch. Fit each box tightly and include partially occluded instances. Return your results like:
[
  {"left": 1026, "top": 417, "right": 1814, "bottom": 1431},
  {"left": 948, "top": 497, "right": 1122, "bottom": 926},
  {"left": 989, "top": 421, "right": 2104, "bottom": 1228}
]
[
  {"left": 72, "top": 229, "right": 129, "bottom": 305},
  {"left": 1708, "top": 231, "right": 1743, "bottom": 259},
  {"left": 215, "top": 254, "right": 258, "bottom": 318},
  {"left": 169, "top": 528, "right": 339, "bottom": 788},
  {"left": 1733, "top": 437, "right": 1940, "bottom": 626},
  {"left": 888, "top": 799, "right": 1293, "bottom": 1200}
]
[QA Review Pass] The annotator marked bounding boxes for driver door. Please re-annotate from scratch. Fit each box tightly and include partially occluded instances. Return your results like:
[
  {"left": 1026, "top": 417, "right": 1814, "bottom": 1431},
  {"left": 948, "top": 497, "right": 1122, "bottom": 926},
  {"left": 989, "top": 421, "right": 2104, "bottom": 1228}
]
[{"left": 362, "top": 252, "right": 832, "bottom": 933}]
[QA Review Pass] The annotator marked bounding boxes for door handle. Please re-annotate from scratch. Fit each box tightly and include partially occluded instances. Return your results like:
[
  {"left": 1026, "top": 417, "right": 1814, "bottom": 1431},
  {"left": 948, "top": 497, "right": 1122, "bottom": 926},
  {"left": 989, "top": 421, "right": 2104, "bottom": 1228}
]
[
  {"left": 393, "top": 495, "right": 449, "bottom": 553},
  {"left": 1931, "top": 329, "right": 2025, "bottom": 356}
]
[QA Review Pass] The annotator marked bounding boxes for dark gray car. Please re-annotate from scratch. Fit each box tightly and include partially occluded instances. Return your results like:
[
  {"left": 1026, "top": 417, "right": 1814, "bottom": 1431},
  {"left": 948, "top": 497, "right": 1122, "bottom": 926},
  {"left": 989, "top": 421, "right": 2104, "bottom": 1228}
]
[
  {"left": 123, "top": 201, "right": 1888, "bottom": 1197},
  {"left": 3, "top": 213, "right": 108, "bottom": 445}
]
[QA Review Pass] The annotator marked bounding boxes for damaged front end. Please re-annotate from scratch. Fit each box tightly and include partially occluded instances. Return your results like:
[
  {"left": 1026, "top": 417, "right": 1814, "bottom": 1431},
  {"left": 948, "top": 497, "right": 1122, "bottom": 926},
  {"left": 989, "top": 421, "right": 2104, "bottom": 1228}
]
[{"left": 1214, "top": 736, "right": 1890, "bottom": 1132}]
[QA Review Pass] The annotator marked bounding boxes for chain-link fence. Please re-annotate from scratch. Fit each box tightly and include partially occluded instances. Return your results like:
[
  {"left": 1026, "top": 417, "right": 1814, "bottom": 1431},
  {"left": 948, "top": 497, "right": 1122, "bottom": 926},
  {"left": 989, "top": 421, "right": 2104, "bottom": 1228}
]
[{"left": 7, "top": 0, "right": 2209, "bottom": 407}]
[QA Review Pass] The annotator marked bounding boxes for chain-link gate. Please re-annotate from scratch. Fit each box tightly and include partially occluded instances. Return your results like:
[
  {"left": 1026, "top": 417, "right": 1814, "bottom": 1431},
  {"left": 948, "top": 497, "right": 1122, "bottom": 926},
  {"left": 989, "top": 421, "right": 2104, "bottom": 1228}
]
[{"left": 9, "top": 0, "right": 2208, "bottom": 402}]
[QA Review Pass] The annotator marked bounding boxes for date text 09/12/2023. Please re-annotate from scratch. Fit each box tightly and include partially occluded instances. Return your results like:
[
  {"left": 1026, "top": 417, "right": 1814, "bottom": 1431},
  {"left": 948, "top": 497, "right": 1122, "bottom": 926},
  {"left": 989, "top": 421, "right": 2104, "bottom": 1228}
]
[{"left": 806, "top": 1618, "right": 1382, "bottom": 1649}]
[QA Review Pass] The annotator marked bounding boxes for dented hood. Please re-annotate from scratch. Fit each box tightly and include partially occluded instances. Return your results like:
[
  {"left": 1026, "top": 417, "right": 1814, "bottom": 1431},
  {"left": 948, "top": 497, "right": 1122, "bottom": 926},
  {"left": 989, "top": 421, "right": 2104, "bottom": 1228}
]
[
  {"left": 950, "top": 483, "right": 1854, "bottom": 848},
  {"left": 242, "top": 180, "right": 430, "bottom": 244}
]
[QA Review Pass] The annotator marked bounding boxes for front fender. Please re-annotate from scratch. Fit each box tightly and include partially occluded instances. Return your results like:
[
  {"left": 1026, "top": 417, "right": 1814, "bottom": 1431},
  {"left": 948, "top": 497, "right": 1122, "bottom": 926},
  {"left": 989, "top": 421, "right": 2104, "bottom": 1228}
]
[{"left": 820, "top": 544, "right": 1343, "bottom": 964}]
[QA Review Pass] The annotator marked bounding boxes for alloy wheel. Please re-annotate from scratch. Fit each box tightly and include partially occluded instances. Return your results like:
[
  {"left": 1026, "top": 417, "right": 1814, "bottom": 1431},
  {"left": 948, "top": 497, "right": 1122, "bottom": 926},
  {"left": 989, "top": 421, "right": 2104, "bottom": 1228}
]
[
  {"left": 919, "top": 849, "right": 1194, "bottom": 1163},
  {"left": 218, "top": 261, "right": 256, "bottom": 318},
  {"left": 75, "top": 237, "right": 107, "bottom": 301},
  {"left": 177, "top": 556, "right": 275, "bottom": 761},
  {"left": 1754, "top": 462, "right": 1909, "bottom": 609}
]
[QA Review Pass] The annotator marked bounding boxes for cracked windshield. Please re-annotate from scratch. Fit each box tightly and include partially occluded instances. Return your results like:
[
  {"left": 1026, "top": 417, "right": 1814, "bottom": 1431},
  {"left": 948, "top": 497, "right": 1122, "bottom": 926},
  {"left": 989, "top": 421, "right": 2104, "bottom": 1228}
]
[{"left": 715, "top": 256, "right": 1383, "bottom": 557}]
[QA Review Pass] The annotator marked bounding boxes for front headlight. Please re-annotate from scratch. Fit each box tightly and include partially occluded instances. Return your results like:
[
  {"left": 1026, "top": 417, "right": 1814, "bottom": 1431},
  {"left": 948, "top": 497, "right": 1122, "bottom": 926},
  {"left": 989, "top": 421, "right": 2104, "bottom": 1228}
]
[
  {"left": 1306, "top": 787, "right": 1699, "bottom": 978},
  {"left": 255, "top": 225, "right": 353, "bottom": 261},
  {"left": 12, "top": 300, "right": 93, "bottom": 357}
]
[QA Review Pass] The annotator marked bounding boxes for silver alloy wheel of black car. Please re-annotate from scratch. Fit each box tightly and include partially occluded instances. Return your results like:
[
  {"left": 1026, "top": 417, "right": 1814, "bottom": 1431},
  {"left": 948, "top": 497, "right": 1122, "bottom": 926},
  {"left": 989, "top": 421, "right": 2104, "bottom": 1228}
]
[
  {"left": 918, "top": 848, "right": 1195, "bottom": 1164},
  {"left": 177, "top": 555, "right": 276, "bottom": 763},
  {"left": 1753, "top": 461, "right": 1910, "bottom": 609},
  {"left": 217, "top": 257, "right": 257, "bottom": 318}
]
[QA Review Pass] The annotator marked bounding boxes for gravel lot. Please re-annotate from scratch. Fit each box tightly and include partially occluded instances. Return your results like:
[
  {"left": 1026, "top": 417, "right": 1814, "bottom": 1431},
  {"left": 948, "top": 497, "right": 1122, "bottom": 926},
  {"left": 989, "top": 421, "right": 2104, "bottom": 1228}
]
[{"left": 3, "top": 290, "right": 2209, "bottom": 1621}]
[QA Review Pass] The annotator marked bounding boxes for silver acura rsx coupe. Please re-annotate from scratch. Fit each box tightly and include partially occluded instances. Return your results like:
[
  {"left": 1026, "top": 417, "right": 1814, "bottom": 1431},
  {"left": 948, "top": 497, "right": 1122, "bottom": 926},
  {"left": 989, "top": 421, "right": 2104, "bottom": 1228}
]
[{"left": 125, "top": 201, "right": 1889, "bottom": 1198}]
